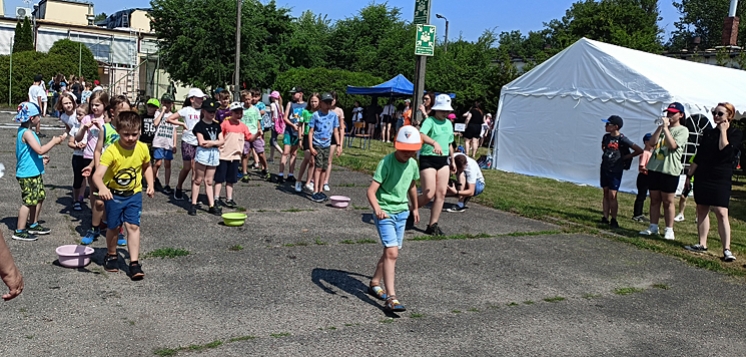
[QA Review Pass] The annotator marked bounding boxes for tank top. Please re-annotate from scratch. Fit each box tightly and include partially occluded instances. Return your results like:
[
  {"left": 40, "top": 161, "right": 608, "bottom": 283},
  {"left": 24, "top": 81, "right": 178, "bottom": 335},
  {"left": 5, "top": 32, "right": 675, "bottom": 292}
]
[
  {"left": 16, "top": 128, "right": 45, "bottom": 178},
  {"left": 103, "top": 123, "right": 120, "bottom": 151},
  {"left": 287, "top": 102, "right": 306, "bottom": 135},
  {"left": 468, "top": 109, "right": 484, "bottom": 128}
]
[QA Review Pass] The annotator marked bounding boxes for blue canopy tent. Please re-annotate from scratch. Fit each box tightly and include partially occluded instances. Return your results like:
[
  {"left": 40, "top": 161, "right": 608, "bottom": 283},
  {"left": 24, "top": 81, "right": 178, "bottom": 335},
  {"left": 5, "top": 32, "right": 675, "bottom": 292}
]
[
  {"left": 346, "top": 74, "right": 414, "bottom": 96},
  {"left": 346, "top": 74, "right": 456, "bottom": 98}
]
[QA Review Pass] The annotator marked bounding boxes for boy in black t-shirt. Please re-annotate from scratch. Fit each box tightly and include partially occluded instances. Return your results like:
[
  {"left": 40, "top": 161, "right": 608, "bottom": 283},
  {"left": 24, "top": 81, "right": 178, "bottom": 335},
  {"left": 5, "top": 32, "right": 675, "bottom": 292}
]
[
  {"left": 600, "top": 115, "right": 642, "bottom": 228},
  {"left": 140, "top": 98, "right": 160, "bottom": 189}
]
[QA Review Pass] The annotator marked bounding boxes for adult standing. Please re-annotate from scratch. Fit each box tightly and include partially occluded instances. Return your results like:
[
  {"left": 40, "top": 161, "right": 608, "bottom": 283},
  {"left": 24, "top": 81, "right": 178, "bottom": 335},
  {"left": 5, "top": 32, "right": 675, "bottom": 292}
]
[
  {"left": 639, "top": 102, "right": 690, "bottom": 240},
  {"left": 417, "top": 92, "right": 434, "bottom": 127},
  {"left": 27, "top": 74, "right": 47, "bottom": 138},
  {"left": 70, "top": 76, "right": 83, "bottom": 104},
  {"left": 365, "top": 100, "right": 381, "bottom": 139},
  {"left": 381, "top": 99, "right": 396, "bottom": 143},
  {"left": 401, "top": 99, "right": 412, "bottom": 127},
  {"left": 684, "top": 102, "right": 743, "bottom": 261},
  {"left": 462, "top": 101, "right": 484, "bottom": 158}
]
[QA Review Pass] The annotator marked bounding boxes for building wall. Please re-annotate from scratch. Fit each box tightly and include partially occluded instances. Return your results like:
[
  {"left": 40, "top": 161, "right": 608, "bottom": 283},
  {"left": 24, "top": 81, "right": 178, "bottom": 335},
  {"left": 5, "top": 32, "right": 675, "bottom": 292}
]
[
  {"left": 0, "top": 0, "right": 5, "bottom": 17},
  {"left": 130, "top": 10, "right": 152, "bottom": 33},
  {"left": 0, "top": 19, "right": 14, "bottom": 54},
  {"left": 40, "top": 1, "right": 92, "bottom": 26},
  {"left": 34, "top": 23, "right": 139, "bottom": 66}
]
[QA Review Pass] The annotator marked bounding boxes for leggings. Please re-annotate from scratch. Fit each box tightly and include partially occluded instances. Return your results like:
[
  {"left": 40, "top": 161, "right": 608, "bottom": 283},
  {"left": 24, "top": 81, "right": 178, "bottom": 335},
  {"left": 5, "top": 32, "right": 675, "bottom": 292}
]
[
  {"left": 270, "top": 128, "right": 280, "bottom": 148},
  {"left": 72, "top": 155, "right": 92, "bottom": 189},
  {"left": 634, "top": 173, "right": 649, "bottom": 217}
]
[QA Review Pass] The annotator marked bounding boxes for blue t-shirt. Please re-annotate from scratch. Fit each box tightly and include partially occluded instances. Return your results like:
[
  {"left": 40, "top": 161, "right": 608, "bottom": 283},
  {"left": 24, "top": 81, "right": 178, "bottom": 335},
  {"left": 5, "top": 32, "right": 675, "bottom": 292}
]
[
  {"left": 16, "top": 128, "right": 45, "bottom": 178},
  {"left": 309, "top": 110, "right": 339, "bottom": 148}
]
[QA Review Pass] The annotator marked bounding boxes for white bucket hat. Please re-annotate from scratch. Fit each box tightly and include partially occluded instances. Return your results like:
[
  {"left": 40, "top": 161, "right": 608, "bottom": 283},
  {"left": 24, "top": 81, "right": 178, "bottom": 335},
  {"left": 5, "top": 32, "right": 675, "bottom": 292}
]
[
  {"left": 431, "top": 94, "right": 453, "bottom": 111},
  {"left": 187, "top": 88, "right": 206, "bottom": 99}
]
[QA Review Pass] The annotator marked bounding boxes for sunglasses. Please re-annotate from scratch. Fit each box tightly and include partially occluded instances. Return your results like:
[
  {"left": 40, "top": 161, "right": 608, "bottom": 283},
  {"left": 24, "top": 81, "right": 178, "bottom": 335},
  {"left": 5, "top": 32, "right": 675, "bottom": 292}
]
[{"left": 713, "top": 111, "right": 726, "bottom": 118}]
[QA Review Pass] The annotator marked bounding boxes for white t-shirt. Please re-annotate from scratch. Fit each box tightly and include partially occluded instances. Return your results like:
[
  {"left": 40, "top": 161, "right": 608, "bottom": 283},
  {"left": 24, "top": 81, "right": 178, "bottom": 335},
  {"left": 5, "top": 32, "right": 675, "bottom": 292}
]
[
  {"left": 455, "top": 153, "right": 484, "bottom": 184},
  {"left": 382, "top": 104, "right": 396, "bottom": 116},
  {"left": 61, "top": 113, "right": 86, "bottom": 156},
  {"left": 178, "top": 106, "right": 202, "bottom": 146},
  {"left": 352, "top": 107, "right": 363, "bottom": 121},
  {"left": 152, "top": 110, "right": 177, "bottom": 150},
  {"left": 28, "top": 84, "right": 47, "bottom": 103}
]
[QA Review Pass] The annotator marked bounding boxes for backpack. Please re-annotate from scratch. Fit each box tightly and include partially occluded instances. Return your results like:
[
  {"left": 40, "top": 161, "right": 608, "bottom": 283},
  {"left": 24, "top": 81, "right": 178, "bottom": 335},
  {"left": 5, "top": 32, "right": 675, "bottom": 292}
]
[
  {"left": 261, "top": 110, "right": 273, "bottom": 131},
  {"left": 273, "top": 102, "right": 285, "bottom": 133}
]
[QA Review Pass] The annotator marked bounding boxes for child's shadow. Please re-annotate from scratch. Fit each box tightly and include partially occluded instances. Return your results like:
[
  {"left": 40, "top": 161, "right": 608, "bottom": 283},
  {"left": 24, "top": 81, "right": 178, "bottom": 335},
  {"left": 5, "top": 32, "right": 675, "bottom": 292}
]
[{"left": 311, "top": 268, "right": 399, "bottom": 317}]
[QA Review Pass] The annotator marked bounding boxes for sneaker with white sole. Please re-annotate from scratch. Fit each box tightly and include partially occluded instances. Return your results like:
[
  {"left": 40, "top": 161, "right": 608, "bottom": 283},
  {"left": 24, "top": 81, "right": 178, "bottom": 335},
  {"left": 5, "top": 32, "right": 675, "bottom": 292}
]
[
  {"left": 639, "top": 224, "right": 659, "bottom": 236},
  {"left": 323, "top": 184, "right": 331, "bottom": 192},
  {"left": 674, "top": 213, "right": 685, "bottom": 222},
  {"left": 663, "top": 228, "right": 675, "bottom": 240},
  {"left": 631, "top": 215, "right": 646, "bottom": 223},
  {"left": 305, "top": 182, "right": 314, "bottom": 192},
  {"left": 724, "top": 250, "right": 736, "bottom": 262},
  {"left": 685, "top": 244, "right": 707, "bottom": 252},
  {"left": 295, "top": 182, "right": 302, "bottom": 193}
]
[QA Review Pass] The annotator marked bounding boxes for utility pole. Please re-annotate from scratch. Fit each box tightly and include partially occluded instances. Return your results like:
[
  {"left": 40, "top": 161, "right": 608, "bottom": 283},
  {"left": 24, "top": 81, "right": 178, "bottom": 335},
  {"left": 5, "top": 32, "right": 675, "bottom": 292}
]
[
  {"left": 234, "top": 0, "right": 242, "bottom": 101},
  {"left": 412, "top": 0, "right": 432, "bottom": 127},
  {"left": 436, "top": 13, "right": 448, "bottom": 53}
]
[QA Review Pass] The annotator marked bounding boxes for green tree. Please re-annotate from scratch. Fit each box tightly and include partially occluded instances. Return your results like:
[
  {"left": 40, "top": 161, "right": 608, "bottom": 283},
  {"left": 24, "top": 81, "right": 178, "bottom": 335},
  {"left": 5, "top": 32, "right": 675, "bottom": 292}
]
[
  {"left": 272, "top": 67, "right": 382, "bottom": 109},
  {"left": 12, "top": 17, "right": 34, "bottom": 53},
  {"left": 150, "top": 0, "right": 294, "bottom": 89},
  {"left": 669, "top": 0, "right": 746, "bottom": 51},
  {"left": 48, "top": 39, "right": 99, "bottom": 80},
  {"left": 544, "top": 0, "right": 663, "bottom": 53},
  {"left": 94, "top": 13, "right": 108, "bottom": 22},
  {"left": 282, "top": 11, "right": 333, "bottom": 69}
]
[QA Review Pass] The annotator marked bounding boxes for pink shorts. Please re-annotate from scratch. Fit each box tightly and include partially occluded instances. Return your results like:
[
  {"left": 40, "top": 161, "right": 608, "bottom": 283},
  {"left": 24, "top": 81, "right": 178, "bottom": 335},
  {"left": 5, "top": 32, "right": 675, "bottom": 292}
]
[{"left": 243, "top": 136, "right": 265, "bottom": 155}]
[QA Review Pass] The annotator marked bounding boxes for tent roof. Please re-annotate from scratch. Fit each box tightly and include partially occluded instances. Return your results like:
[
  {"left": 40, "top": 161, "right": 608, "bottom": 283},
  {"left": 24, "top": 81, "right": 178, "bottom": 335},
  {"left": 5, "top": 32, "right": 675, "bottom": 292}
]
[
  {"left": 347, "top": 74, "right": 414, "bottom": 96},
  {"left": 502, "top": 38, "right": 746, "bottom": 112}
]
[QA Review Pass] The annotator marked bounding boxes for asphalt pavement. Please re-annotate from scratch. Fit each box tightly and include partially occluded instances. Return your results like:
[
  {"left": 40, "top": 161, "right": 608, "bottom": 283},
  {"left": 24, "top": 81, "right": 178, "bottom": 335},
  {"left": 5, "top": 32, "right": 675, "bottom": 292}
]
[{"left": 0, "top": 115, "right": 745, "bottom": 357}]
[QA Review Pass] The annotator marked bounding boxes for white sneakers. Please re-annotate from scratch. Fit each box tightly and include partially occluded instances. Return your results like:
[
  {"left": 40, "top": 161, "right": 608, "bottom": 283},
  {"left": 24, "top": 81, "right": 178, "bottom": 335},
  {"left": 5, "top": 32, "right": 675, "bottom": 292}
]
[
  {"left": 294, "top": 182, "right": 302, "bottom": 193},
  {"left": 639, "top": 224, "right": 675, "bottom": 240},
  {"left": 674, "top": 213, "right": 685, "bottom": 222}
]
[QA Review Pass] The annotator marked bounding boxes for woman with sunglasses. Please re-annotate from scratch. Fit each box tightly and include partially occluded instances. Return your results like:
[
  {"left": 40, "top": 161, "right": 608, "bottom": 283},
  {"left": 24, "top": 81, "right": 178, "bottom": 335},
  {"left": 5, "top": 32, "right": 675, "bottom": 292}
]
[
  {"left": 684, "top": 103, "right": 743, "bottom": 262},
  {"left": 639, "top": 102, "right": 690, "bottom": 240}
]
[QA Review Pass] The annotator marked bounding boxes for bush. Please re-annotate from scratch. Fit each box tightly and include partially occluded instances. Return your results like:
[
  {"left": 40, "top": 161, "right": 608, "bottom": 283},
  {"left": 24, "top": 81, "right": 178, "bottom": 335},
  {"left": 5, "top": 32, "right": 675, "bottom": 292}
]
[
  {"left": 272, "top": 67, "right": 383, "bottom": 110},
  {"left": 0, "top": 39, "right": 100, "bottom": 106}
]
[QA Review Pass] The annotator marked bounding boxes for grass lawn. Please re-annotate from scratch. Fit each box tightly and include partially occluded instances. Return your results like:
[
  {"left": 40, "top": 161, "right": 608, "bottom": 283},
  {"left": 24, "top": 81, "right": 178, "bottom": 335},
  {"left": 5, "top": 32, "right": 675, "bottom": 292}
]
[{"left": 332, "top": 134, "right": 746, "bottom": 277}]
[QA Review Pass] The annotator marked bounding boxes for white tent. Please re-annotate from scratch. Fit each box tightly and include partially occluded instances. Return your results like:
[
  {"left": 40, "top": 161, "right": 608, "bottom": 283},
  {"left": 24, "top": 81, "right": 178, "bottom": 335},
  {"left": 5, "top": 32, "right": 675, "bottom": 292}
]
[{"left": 492, "top": 37, "right": 746, "bottom": 193}]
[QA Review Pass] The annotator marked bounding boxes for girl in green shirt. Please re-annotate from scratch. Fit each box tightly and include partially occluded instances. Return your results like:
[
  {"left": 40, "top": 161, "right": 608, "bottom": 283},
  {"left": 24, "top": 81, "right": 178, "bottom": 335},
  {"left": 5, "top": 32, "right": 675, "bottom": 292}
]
[
  {"left": 414, "top": 94, "right": 455, "bottom": 236},
  {"left": 295, "top": 93, "right": 319, "bottom": 193}
]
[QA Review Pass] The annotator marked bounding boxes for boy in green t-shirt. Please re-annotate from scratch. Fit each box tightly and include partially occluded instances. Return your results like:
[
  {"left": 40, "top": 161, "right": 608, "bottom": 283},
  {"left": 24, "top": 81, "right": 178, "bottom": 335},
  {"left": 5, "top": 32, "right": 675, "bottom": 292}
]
[{"left": 366, "top": 125, "right": 422, "bottom": 312}]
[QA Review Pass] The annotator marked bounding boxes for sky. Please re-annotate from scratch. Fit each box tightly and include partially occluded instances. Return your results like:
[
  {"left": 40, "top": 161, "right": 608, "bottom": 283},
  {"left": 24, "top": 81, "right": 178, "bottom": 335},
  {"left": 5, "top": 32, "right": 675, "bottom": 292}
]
[{"left": 3, "top": 0, "right": 682, "bottom": 42}]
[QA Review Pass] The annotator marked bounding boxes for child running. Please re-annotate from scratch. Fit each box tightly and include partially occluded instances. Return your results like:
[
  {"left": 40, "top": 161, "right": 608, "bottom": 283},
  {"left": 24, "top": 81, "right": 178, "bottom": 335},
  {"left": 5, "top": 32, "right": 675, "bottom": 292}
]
[
  {"left": 92, "top": 110, "right": 154, "bottom": 280},
  {"left": 166, "top": 88, "right": 207, "bottom": 201},
  {"left": 308, "top": 93, "right": 340, "bottom": 203},
  {"left": 189, "top": 99, "right": 224, "bottom": 216},
  {"left": 366, "top": 125, "right": 422, "bottom": 312},
  {"left": 215, "top": 102, "right": 252, "bottom": 207},
  {"left": 152, "top": 94, "right": 177, "bottom": 194},
  {"left": 295, "top": 93, "right": 319, "bottom": 193},
  {"left": 13, "top": 102, "right": 66, "bottom": 241}
]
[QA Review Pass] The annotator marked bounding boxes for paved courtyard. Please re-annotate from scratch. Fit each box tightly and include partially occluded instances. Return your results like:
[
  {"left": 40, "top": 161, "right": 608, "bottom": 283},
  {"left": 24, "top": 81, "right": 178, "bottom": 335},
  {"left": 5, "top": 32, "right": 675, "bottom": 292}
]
[{"left": 1, "top": 116, "right": 745, "bottom": 356}]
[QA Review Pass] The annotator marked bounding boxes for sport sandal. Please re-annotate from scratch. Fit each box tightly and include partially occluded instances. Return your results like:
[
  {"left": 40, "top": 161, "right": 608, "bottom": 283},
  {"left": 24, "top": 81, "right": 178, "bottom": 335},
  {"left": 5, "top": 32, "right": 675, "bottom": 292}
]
[
  {"left": 368, "top": 284, "right": 387, "bottom": 300},
  {"left": 385, "top": 296, "right": 406, "bottom": 312}
]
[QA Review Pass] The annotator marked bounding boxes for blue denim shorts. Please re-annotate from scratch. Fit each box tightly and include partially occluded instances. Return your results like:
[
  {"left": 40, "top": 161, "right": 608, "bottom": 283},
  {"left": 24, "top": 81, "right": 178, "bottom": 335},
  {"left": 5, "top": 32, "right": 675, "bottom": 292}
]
[
  {"left": 153, "top": 148, "right": 174, "bottom": 161},
  {"left": 474, "top": 180, "right": 485, "bottom": 196},
  {"left": 374, "top": 210, "right": 410, "bottom": 249},
  {"left": 195, "top": 147, "right": 220, "bottom": 167},
  {"left": 104, "top": 192, "right": 142, "bottom": 228}
]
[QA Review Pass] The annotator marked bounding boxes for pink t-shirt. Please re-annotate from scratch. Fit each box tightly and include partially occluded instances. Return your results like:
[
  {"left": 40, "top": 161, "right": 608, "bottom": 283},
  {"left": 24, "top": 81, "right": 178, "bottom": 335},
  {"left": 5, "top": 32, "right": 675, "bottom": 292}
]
[
  {"left": 220, "top": 120, "right": 252, "bottom": 161},
  {"left": 80, "top": 114, "right": 105, "bottom": 159}
]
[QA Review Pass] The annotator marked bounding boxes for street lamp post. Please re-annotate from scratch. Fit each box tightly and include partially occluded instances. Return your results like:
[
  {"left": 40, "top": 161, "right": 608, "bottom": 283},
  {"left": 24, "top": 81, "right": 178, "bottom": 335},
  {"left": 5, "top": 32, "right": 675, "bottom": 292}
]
[{"left": 436, "top": 13, "right": 449, "bottom": 53}]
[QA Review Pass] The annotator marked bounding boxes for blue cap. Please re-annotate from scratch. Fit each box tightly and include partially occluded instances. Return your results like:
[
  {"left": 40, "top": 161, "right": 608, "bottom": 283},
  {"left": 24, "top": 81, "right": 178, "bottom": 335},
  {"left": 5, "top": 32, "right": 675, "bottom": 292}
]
[
  {"left": 643, "top": 133, "right": 652, "bottom": 142},
  {"left": 15, "top": 102, "right": 41, "bottom": 123},
  {"left": 215, "top": 87, "right": 224, "bottom": 94},
  {"left": 601, "top": 115, "right": 624, "bottom": 129}
]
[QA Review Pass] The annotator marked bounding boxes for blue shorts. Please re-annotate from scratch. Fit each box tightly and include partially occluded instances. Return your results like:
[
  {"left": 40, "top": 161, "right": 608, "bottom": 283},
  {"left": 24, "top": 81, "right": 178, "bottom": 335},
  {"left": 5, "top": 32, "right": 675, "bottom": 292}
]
[
  {"left": 600, "top": 169, "right": 623, "bottom": 191},
  {"left": 474, "top": 180, "right": 485, "bottom": 196},
  {"left": 374, "top": 210, "right": 409, "bottom": 249},
  {"left": 153, "top": 148, "right": 174, "bottom": 161},
  {"left": 104, "top": 192, "right": 142, "bottom": 228},
  {"left": 195, "top": 147, "right": 220, "bottom": 167},
  {"left": 214, "top": 160, "right": 240, "bottom": 184}
]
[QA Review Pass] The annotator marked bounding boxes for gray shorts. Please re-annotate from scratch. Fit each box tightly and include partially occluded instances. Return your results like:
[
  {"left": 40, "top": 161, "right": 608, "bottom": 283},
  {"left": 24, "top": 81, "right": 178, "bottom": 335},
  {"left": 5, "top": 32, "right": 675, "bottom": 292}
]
[{"left": 314, "top": 146, "right": 330, "bottom": 169}]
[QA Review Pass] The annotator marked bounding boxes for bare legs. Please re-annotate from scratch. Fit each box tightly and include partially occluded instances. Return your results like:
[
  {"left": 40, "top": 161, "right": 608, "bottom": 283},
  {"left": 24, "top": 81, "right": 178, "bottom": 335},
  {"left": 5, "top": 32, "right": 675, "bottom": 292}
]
[
  {"left": 696, "top": 205, "right": 731, "bottom": 252},
  {"left": 417, "top": 166, "right": 449, "bottom": 226},
  {"left": 370, "top": 247, "right": 399, "bottom": 297}
]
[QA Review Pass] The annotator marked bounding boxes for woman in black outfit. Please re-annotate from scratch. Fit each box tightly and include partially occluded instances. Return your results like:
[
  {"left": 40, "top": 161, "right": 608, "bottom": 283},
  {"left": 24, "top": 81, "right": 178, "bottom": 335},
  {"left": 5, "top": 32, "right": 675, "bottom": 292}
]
[
  {"left": 684, "top": 102, "right": 743, "bottom": 262},
  {"left": 462, "top": 101, "right": 484, "bottom": 157}
]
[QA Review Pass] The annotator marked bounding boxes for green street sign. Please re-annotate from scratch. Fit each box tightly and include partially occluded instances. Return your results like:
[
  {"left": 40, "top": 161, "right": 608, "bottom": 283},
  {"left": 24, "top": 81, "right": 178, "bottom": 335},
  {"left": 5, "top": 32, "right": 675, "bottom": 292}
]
[
  {"left": 415, "top": 24, "right": 436, "bottom": 56},
  {"left": 413, "top": 0, "right": 430, "bottom": 25}
]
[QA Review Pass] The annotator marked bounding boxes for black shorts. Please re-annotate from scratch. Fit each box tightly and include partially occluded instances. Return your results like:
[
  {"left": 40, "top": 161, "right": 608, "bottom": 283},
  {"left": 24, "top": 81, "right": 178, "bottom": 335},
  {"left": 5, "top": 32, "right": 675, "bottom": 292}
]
[
  {"left": 647, "top": 170, "right": 680, "bottom": 193},
  {"left": 214, "top": 160, "right": 240, "bottom": 184},
  {"left": 419, "top": 155, "right": 449, "bottom": 171},
  {"left": 331, "top": 134, "right": 338, "bottom": 147},
  {"left": 382, "top": 115, "right": 394, "bottom": 124},
  {"left": 72, "top": 155, "right": 92, "bottom": 189},
  {"left": 301, "top": 135, "right": 312, "bottom": 151}
]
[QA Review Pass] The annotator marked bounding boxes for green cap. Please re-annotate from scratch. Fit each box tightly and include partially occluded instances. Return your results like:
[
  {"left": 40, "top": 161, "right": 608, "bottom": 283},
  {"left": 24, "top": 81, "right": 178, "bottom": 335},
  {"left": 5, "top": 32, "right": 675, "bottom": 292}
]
[
  {"left": 160, "top": 93, "right": 174, "bottom": 103},
  {"left": 146, "top": 98, "right": 161, "bottom": 107}
]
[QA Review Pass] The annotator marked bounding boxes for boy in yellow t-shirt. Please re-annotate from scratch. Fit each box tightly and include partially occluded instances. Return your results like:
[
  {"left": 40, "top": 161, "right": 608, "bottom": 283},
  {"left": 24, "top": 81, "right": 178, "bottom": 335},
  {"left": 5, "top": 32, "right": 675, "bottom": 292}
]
[{"left": 92, "top": 111, "right": 154, "bottom": 280}]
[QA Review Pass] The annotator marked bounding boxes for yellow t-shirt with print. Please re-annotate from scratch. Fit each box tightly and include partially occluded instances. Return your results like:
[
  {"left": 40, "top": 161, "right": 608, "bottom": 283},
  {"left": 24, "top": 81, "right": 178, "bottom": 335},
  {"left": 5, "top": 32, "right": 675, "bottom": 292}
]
[{"left": 100, "top": 141, "right": 151, "bottom": 194}]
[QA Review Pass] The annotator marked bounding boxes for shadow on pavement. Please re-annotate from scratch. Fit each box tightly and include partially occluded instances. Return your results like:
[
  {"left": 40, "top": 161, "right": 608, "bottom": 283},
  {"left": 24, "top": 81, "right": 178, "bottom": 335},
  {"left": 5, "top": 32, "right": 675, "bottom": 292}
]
[{"left": 311, "top": 268, "right": 399, "bottom": 317}]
